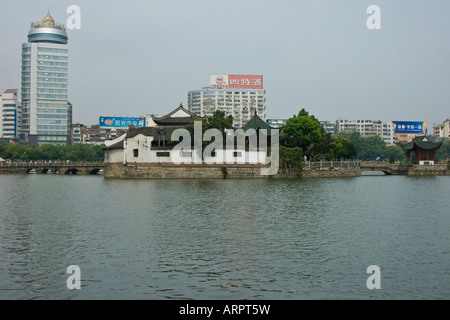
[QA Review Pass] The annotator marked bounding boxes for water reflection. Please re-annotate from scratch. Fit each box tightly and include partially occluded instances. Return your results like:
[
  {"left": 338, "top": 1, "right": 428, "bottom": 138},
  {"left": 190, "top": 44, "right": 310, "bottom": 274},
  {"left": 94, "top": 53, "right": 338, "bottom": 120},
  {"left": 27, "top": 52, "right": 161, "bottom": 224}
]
[{"left": 0, "top": 175, "right": 449, "bottom": 299}]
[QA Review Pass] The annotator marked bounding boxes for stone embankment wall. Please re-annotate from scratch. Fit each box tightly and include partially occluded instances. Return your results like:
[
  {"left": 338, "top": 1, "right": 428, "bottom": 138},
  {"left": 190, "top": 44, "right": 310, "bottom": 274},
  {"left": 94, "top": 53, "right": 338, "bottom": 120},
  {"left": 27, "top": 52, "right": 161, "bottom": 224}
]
[
  {"left": 104, "top": 163, "right": 273, "bottom": 179},
  {"left": 104, "top": 161, "right": 361, "bottom": 179},
  {"left": 104, "top": 161, "right": 450, "bottom": 179},
  {"left": 408, "top": 163, "right": 450, "bottom": 176},
  {"left": 301, "top": 161, "right": 361, "bottom": 178}
]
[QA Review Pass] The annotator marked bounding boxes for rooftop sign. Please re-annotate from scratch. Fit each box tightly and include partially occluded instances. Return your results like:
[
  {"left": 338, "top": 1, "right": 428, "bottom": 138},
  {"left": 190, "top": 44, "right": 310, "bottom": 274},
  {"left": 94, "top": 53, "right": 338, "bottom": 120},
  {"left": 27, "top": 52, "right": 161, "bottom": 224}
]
[
  {"left": 393, "top": 121, "right": 427, "bottom": 134},
  {"left": 210, "top": 74, "right": 263, "bottom": 89},
  {"left": 99, "top": 116, "right": 145, "bottom": 128}
]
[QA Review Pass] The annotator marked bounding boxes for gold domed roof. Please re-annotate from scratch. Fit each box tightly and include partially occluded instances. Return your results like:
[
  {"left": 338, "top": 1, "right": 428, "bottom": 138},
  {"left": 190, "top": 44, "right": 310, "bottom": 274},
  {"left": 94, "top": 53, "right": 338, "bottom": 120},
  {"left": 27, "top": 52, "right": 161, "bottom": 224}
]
[{"left": 40, "top": 11, "right": 55, "bottom": 25}]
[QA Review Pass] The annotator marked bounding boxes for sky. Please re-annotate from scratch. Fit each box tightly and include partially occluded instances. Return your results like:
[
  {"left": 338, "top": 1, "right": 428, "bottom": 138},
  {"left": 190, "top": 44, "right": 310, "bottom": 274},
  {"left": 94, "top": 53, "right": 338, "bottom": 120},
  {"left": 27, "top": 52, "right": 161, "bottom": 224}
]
[{"left": 0, "top": 0, "right": 449, "bottom": 128}]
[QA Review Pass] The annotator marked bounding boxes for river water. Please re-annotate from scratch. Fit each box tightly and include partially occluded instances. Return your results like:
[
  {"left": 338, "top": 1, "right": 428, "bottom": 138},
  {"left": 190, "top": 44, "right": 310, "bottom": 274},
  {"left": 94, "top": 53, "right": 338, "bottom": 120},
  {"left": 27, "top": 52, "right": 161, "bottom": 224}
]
[{"left": 0, "top": 174, "right": 449, "bottom": 300}]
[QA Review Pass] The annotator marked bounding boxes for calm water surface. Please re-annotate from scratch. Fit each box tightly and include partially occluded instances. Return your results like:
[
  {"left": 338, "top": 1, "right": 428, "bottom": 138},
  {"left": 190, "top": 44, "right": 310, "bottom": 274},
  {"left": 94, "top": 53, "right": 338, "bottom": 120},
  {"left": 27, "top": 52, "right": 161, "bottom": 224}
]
[{"left": 0, "top": 174, "right": 449, "bottom": 300}]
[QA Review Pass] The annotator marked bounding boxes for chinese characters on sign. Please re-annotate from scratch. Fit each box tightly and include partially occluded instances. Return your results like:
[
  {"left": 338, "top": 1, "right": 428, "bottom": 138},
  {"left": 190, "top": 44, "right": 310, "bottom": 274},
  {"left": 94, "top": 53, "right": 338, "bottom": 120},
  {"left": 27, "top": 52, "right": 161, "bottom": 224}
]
[
  {"left": 393, "top": 121, "right": 427, "bottom": 134},
  {"left": 210, "top": 75, "right": 263, "bottom": 89},
  {"left": 99, "top": 117, "right": 146, "bottom": 128}
]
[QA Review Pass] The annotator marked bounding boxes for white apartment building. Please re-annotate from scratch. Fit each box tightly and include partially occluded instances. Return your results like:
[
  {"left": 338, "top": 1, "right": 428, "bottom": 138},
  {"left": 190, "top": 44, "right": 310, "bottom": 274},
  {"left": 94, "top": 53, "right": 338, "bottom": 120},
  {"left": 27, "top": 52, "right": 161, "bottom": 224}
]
[
  {"left": 335, "top": 119, "right": 395, "bottom": 145},
  {"left": 188, "top": 74, "right": 266, "bottom": 128},
  {"left": 319, "top": 120, "right": 335, "bottom": 135},
  {"left": 0, "top": 89, "right": 21, "bottom": 139},
  {"left": 433, "top": 119, "right": 450, "bottom": 140},
  {"left": 21, "top": 12, "right": 71, "bottom": 146}
]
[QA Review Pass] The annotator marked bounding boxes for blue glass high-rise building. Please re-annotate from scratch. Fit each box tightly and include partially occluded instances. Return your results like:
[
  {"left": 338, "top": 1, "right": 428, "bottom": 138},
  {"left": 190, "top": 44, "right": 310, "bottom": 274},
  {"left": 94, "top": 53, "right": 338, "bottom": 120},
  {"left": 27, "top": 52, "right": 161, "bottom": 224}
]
[{"left": 21, "top": 12, "right": 71, "bottom": 145}]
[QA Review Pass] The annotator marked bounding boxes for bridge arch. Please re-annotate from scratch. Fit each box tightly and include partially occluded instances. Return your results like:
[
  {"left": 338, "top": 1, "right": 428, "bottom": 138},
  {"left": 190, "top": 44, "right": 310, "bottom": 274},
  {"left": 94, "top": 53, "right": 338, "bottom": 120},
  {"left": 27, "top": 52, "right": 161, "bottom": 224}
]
[
  {"left": 88, "top": 168, "right": 103, "bottom": 175},
  {"left": 360, "top": 169, "right": 392, "bottom": 176},
  {"left": 65, "top": 168, "right": 79, "bottom": 175}
]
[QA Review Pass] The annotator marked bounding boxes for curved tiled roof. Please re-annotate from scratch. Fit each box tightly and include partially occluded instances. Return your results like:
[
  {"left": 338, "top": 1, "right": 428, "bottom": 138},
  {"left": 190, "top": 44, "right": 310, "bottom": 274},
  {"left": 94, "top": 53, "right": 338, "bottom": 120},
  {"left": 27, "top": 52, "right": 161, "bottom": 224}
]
[
  {"left": 241, "top": 111, "right": 274, "bottom": 136},
  {"left": 401, "top": 136, "right": 442, "bottom": 150},
  {"left": 152, "top": 104, "right": 202, "bottom": 126}
]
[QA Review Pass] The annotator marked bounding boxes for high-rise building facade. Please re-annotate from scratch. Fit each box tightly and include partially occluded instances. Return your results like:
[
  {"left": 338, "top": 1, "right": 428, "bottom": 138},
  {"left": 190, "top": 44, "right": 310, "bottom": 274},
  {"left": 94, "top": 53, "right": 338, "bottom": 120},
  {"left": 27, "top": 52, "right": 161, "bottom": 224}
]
[
  {"left": 188, "top": 75, "right": 266, "bottom": 128},
  {"left": 0, "top": 89, "right": 21, "bottom": 140},
  {"left": 20, "top": 12, "right": 70, "bottom": 146}
]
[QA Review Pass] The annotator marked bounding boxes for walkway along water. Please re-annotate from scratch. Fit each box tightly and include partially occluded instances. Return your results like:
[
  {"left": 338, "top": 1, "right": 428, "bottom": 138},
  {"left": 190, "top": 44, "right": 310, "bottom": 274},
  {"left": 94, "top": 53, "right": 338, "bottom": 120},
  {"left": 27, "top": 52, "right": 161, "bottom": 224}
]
[
  {"left": 1, "top": 160, "right": 449, "bottom": 177},
  {"left": 0, "top": 161, "right": 104, "bottom": 175}
]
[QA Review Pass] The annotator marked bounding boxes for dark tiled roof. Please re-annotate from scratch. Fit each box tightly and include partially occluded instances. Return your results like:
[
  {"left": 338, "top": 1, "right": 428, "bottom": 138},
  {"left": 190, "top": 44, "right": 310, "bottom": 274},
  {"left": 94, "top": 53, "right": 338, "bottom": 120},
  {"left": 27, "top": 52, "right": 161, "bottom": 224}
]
[
  {"left": 401, "top": 136, "right": 442, "bottom": 151},
  {"left": 240, "top": 111, "right": 274, "bottom": 136},
  {"left": 152, "top": 104, "right": 202, "bottom": 126},
  {"left": 126, "top": 127, "right": 174, "bottom": 140}
]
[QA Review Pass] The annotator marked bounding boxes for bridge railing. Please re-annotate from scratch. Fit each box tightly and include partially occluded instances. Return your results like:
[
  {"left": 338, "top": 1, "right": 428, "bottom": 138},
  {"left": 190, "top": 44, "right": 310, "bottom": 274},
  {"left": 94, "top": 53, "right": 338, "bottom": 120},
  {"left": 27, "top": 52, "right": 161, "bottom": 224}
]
[
  {"left": 303, "top": 160, "right": 360, "bottom": 168},
  {"left": 0, "top": 161, "right": 104, "bottom": 167}
]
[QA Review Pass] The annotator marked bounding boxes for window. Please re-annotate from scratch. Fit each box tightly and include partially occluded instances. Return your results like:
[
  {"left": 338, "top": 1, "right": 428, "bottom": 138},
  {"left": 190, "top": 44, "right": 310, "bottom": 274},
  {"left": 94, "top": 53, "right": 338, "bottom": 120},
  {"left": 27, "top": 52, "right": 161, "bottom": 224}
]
[
  {"left": 156, "top": 152, "right": 170, "bottom": 157},
  {"left": 133, "top": 149, "right": 139, "bottom": 157}
]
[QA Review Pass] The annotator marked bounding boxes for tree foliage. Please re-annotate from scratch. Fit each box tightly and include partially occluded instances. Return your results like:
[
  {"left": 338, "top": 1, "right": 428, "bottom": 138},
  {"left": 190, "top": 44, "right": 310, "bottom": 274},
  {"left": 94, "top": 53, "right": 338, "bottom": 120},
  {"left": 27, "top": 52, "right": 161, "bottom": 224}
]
[
  {"left": 436, "top": 139, "right": 450, "bottom": 162},
  {"left": 337, "top": 131, "right": 405, "bottom": 161},
  {"left": 0, "top": 143, "right": 105, "bottom": 162},
  {"left": 183, "top": 110, "right": 234, "bottom": 148},
  {"left": 310, "top": 133, "right": 356, "bottom": 160},
  {"left": 280, "top": 108, "right": 324, "bottom": 151},
  {"left": 279, "top": 146, "right": 303, "bottom": 176}
]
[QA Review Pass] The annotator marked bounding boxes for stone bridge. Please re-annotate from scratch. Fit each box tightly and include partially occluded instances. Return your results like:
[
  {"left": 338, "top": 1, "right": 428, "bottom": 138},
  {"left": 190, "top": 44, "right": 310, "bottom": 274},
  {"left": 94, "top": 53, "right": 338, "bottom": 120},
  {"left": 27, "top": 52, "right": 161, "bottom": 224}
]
[
  {"left": 359, "top": 161, "right": 409, "bottom": 175},
  {"left": 0, "top": 161, "right": 105, "bottom": 175}
]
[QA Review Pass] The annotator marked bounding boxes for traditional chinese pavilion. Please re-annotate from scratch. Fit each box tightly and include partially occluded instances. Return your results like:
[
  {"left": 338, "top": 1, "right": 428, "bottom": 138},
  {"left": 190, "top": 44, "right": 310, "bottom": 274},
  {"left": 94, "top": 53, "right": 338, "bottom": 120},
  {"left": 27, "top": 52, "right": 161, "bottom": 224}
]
[
  {"left": 152, "top": 104, "right": 203, "bottom": 127},
  {"left": 400, "top": 136, "right": 442, "bottom": 165},
  {"left": 239, "top": 111, "right": 275, "bottom": 148}
]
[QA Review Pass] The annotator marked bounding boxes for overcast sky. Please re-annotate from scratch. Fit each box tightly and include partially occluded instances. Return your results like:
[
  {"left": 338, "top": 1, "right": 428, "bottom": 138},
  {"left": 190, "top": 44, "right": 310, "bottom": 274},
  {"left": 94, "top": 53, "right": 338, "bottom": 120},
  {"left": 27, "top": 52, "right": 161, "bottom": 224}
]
[{"left": 1, "top": 0, "right": 449, "bottom": 128}]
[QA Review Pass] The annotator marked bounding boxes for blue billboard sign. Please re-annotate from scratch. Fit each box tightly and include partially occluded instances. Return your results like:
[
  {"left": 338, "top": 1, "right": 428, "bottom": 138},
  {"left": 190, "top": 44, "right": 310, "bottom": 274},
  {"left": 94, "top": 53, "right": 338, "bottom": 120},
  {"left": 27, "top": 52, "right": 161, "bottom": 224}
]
[
  {"left": 393, "top": 121, "right": 427, "bottom": 134},
  {"left": 99, "top": 116, "right": 146, "bottom": 128}
]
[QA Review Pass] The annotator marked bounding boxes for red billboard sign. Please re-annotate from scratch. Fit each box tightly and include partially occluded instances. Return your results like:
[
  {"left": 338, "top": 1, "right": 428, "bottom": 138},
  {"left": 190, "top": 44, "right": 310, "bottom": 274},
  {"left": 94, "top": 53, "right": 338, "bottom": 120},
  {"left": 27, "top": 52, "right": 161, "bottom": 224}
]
[{"left": 210, "top": 74, "right": 263, "bottom": 89}]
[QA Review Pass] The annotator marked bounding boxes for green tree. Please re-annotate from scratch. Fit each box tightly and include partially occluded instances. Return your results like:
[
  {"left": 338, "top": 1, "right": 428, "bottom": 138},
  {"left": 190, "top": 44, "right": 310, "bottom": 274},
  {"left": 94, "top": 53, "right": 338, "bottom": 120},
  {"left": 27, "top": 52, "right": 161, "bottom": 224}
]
[
  {"left": 337, "top": 132, "right": 390, "bottom": 161},
  {"left": 92, "top": 145, "right": 105, "bottom": 161},
  {"left": 280, "top": 108, "right": 324, "bottom": 151},
  {"left": 37, "top": 144, "right": 62, "bottom": 160},
  {"left": 382, "top": 145, "right": 406, "bottom": 163},
  {"left": 279, "top": 146, "right": 303, "bottom": 176},
  {"left": 310, "top": 133, "right": 356, "bottom": 160},
  {"left": 184, "top": 110, "right": 234, "bottom": 150},
  {"left": 64, "top": 144, "right": 97, "bottom": 161},
  {"left": 204, "top": 110, "right": 234, "bottom": 133},
  {"left": 436, "top": 139, "right": 450, "bottom": 162}
]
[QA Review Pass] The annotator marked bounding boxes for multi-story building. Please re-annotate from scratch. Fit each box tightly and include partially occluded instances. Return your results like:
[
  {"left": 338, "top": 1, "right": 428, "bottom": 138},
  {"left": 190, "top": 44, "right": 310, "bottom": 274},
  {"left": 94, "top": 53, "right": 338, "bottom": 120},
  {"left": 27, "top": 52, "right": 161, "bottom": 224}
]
[
  {"left": 188, "top": 74, "right": 266, "bottom": 128},
  {"left": 380, "top": 122, "right": 395, "bottom": 145},
  {"left": 335, "top": 119, "right": 395, "bottom": 145},
  {"left": 20, "top": 12, "right": 71, "bottom": 146},
  {"left": 432, "top": 119, "right": 450, "bottom": 140},
  {"left": 319, "top": 120, "right": 335, "bottom": 135},
  {"left": 72, "top": 124, "right": 127, "bottom": 146},
  {"left": 0, "top": 89, "right": 21, "bottom": 140}
]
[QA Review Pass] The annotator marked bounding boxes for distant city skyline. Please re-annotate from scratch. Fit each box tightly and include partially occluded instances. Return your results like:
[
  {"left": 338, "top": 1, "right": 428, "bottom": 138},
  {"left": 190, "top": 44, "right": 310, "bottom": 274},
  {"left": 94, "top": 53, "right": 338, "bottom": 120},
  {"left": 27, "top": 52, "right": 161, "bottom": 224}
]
[{"left": 1, "top": 0, "right": 449, "bottom": 128}]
